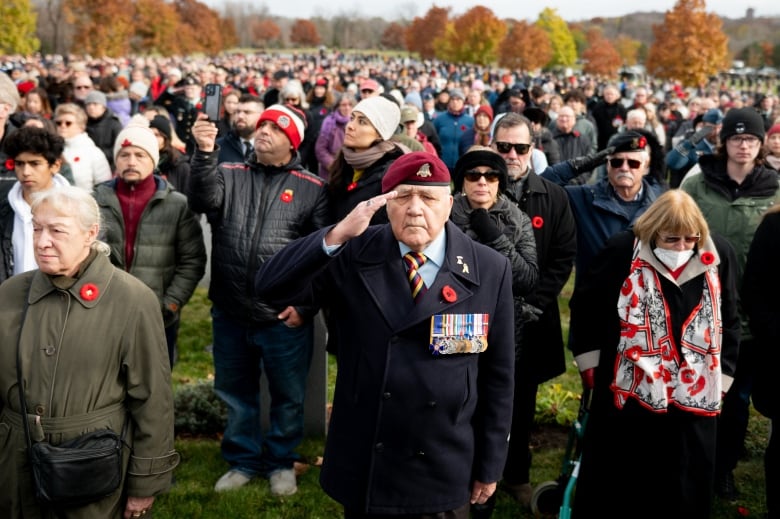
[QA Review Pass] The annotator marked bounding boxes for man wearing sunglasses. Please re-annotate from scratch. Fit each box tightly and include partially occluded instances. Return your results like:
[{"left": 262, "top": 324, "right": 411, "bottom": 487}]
[{"left": 680, "top": 107, "right": 780, "bottom": 502}]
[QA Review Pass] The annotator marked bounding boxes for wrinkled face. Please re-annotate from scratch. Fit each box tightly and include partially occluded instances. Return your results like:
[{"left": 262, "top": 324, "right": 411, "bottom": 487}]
[
  {"left": 492, "top": 124, "right": 533, "bottom": 180},
  {"left": 766, "top": 132, "right": 780, "bottom": 156},
  {"left": 726, "top": 134, "right": 761, "bottom": 166},
  {"left": 556, "top": 107, "right": 576, "bottom": 133},
  {"left": 33, "top": 202, "right": 97, "bottom": 277},
  {"left": 462, "top": 165, "right": 500, "bottom": 210},
  {"left": 13, "top": 151, "right": 59, "bottom": 196},
  {"left": 387, "top": 185, "right": 453, "bottom": 252},
  {"left": 115, "top": 146, "right": 155, "bottom": 184},
  {"left": 344, "top": 110, "right": 381, "bottom": 150},
  {"left": 606, "top": 151, "right": 649, "bottom": 195},
  {"left": 72, "top": 78, "right": 93, "bottom": 101},
  {"left": 233, "top": 102, "right": 263, "bottom": 138}
]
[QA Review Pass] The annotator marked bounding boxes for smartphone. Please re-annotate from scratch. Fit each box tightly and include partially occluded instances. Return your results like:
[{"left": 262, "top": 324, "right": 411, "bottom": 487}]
[{"left": 203, "top": 83, "right": 222, "bottom": 122}]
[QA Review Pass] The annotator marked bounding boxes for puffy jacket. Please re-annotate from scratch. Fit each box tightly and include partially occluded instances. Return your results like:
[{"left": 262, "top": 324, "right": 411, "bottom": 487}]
[
  {"left": 94, "top": 176, "right": 206, "bottom": 310},
  {"left": 87, "top": 108, "right": 123, "bottom": 169},
  {"left": 189, "top": 149, "right": 331, "bottom": 325},
  {"left": 434, "top": 110, "right": 474, "bottom": 171}
]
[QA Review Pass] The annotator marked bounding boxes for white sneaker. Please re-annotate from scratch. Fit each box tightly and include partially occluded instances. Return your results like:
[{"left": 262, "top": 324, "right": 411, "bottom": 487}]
[
  {"left": 269, "top": 468, "right": 297, "bottom": 496},
  {"left": 214, "top": 470, "right": 252, "bottom": 492}
]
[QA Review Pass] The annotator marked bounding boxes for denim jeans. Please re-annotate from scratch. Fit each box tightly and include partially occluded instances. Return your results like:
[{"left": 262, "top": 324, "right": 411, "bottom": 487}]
[{"left": 211, "top": 305, "right": 313, "bottom": 476}]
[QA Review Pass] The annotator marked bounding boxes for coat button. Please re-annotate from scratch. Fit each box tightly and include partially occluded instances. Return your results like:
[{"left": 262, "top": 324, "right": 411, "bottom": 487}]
[
  {"left": 35, "top": 405, "right": 45, "bottom": 415},
  {"left": 44, "top": 346, "right": 55, "bottom": 356},
  {"left": 375, "top": 442, "right": 384, "bottom": 452},
  {"left": 383, "top": 392, "right": 391, "bottom": 400},
  {"left": 427, "top": 401, "right": 437, "bottom": 408}
]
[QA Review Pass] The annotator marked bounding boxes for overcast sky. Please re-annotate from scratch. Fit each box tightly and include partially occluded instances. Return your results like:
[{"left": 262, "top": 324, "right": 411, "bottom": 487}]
[{"left": 220, "top": 0, "right": 779, "bottom": 22}]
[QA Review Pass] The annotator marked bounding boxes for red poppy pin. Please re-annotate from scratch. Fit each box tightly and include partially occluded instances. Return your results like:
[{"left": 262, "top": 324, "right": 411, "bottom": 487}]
[
  {"left": 280, "top": 189, "right": 294, "bottom": 203},
  {"left": 531, "top": 216, "right": 544, "bottom": 229},
  {"left": 4, "top": 158, "right": 13, "bottom": 171},
  {"left": 700, "top": 251, "right": 715, "bottom": 265},
  {"left": 441, "top": 285, "right": 457, "bottom": 303},
  {"left": 73, "top": 156, "right": 80, "bottom": 162},
  {"left": 637, "top": 136, "right": 647, "bottom": 149},
  {"left": 80, "top": 283, "right": 99, "bottom": 301},
  {"left": 347, "top": 182, "right": 357, "bottom": 191}
]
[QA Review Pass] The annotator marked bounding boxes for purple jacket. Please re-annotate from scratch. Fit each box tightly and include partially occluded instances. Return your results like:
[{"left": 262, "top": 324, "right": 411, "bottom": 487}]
[{"left": 315, "top": 111, "right": 349, "bottom": 180}]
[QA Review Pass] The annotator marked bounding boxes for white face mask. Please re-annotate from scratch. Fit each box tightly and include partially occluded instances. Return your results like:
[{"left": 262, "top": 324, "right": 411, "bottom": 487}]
[{"left": 653, "top": 247, "right": 696, "bottom": 271}]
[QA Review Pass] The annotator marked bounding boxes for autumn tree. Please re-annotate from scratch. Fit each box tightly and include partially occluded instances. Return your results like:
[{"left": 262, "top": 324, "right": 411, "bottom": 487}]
[
  {"left": 134, "top": 0, "right": 181, "bottom": 54},
  {"left": 290, "top": 19, "right": 320, "bottom": 47},
  {"left": 1, "top": 0, "right": 40, "bottom": 54},
  {"left": 498, "top": 20, "right": 552, "bottom": 72},
  {"left": 432, "top": 6, "right": 506, "bottom": 65},
  {"left": 253, "top": 19, "right": 282, "bottom": 47},
  {"left": 645, "top": 0, "right": 729, "bottom": 87},
  {"left": 536, "top": 8, "right": 577, "bottom": 68},
  {"left": 381, "top": 22, "right": 406, "bottom": 50},
  {"left": 65, "top": 0, "right": 134, "bottom": 56},
  {"left": 581, "top": 28, "right": 622, "bottom": 77},
  {"left": 405, "top": 6, "right": 449, "bottom": 59},
  {"left": 614, "top": 35, "right": 642, "bottom": 66},
  {"left": 173, "top": 0, "right": 227, "bottom": 54}
]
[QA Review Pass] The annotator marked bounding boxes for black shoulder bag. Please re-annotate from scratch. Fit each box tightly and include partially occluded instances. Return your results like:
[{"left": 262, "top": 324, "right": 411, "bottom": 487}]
[{"left": 16, "top": 288, "right": 127, "bottom": 506}]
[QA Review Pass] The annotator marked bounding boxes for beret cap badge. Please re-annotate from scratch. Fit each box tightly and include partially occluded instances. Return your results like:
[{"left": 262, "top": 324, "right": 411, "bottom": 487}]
[{"left": 417, "top": 164, "right": 432, "bottom": 178}]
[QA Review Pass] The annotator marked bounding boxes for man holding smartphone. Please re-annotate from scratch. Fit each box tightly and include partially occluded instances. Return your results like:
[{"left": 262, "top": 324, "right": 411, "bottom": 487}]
[{"left": 189, "top": 105, "right": 331, "bottom": 496}]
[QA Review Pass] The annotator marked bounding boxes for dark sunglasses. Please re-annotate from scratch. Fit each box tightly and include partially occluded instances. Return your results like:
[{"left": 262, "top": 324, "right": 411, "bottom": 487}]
[
  {"left": 360, "top": 89, "right": 374, "bottom": 94},
  {"left": 74, "top": 85, "right": 92, "bottom": 90},
  {"left": 494, "top": 142, "right": 531, "bottom": 155},
  {"left": 464, "top": 170, "right": 501, "bottom": 183},
  {"left": 608, "top": 158, "right": 642, "bottom": 169},
  {"left": 659, "top": 234, "right": 700, "bottom": 244},
  {"left": 55, "top": 120, "right": 74, "bottom": 127}
]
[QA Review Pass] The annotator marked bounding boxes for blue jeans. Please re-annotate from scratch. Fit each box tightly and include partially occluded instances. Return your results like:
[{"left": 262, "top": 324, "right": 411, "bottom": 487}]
[{"left": 212, "top": 305, "right": 313, "bottom": 476}]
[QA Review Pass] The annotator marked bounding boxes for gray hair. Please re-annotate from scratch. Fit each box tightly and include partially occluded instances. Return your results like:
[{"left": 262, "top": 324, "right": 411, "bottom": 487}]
[
  {"left": 30, "top": 185, "right": 111, "bottom": 255},
  {"left": 279, "top": 80, "right": 309, "bottom": 109}
]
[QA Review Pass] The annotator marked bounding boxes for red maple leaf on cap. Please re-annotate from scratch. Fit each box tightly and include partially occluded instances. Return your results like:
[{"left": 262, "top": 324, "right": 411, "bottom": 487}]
[{"left": 121, "top": 139, "right": 132, "bottom": 147}]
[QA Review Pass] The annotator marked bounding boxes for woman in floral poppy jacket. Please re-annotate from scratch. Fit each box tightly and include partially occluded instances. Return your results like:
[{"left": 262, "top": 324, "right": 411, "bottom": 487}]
[{"left": 569, "top": 190, "right": 740, "bottom": 519}]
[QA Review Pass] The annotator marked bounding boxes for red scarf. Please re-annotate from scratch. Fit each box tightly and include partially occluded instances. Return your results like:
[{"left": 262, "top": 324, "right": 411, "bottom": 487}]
[{"left": 116, "top": 175, "right": 156, "bottom": 269}]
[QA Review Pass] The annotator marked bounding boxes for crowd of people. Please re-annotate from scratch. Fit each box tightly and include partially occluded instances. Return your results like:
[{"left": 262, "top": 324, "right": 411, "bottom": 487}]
[{"left": 0, "top": 49, "right": 779, "bottom": 518}]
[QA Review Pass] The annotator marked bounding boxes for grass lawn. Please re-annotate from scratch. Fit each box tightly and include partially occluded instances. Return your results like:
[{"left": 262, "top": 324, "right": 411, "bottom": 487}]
[{"left": 155, "top": 287, "right": 771, "bottom": 518}]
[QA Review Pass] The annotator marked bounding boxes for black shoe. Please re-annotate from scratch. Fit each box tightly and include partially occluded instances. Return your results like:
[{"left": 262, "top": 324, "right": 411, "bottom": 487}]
[{"left": 715, "top": 471, "right": 739, "bottom": 501}]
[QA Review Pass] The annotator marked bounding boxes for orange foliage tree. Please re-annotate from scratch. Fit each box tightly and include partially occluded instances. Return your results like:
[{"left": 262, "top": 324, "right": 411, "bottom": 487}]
[
  {"left": 645, "top": 0, "right": 729, "bottom": 87},
  {"left": 405, "top": 6, "right": 449, "bottom": 59},
  {"left": 581, "top": 28, "right": 622, "bottom": 77},
  {"left": 381, "top": 22, "right": 406, "bottom": 50},
  {"left": 173, "top": 0, "right": 226, "bottom": 54},
  {"left": 614, "top": 35, "right": 642, "bottom": 66},
  {"left": 290, "top": 19, "right": 320, "bottom": 47},
  {"left": 134, "top": 0, "right": 181, "bottom": 55},
  {"left": 433, "top": 6, "right": 506, "bottom": 65},
  {"left": 65, "top": 0, "right": 135, "bottom": 56},
  {"left": 498, "top": 20, "right": 552, "bottom": 72},
  {"left": 253, "top": 19, "right": 281, "bottom": 47}
]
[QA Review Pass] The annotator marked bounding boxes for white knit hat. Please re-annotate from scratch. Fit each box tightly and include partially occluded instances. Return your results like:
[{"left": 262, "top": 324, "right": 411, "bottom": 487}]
[
  {"left": 113, "top": 119, "right": 160, "bottom": 168},
  {"left": 257, "top": 104, "right": 306, "bottom": 150},
  {"left": 352, "top": 96, "right": 401, "bottom": 141}
]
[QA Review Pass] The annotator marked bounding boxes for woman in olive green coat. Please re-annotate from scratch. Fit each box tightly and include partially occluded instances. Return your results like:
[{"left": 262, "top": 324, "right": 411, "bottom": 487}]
[{"left": 0, "top": 185, "right": 178, "bottom": 518}]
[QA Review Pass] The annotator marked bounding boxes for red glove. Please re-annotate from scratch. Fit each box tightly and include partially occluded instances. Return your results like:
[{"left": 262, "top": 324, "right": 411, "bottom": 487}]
[{"left": 580, "top": 368, "right": 595, "bottom": 391}]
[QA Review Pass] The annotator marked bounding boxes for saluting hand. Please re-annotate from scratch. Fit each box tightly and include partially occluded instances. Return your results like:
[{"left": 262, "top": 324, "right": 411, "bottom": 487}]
[{"left": 324, "top": 192, "right": 398, "bottom": 247}]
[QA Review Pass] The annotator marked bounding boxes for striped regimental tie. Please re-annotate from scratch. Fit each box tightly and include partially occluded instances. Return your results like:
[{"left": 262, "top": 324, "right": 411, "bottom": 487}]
[{"left": 403, "top": 252, "right": 428, "bottom": 303}]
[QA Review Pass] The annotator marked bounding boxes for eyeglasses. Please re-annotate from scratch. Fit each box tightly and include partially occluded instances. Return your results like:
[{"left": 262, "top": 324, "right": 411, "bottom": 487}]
[
  {"left": 494, "top": 142, "right": 531, "bottom": 155},
  {"left": 727, "top": 135, "right": 760, "bottom": 146},
  {"left": 658, "top": 234, "right": 700, "bottom": 244},
  {"left": 55, "top": 120, "right": 74, "bottom": 127},
  {"left": 74, "top": 85, "right": 92, "bottom": 90},
  {"left": 608, "top": 158, "right": 643, "bottom": 169},
  {"left": 463, "top": 170, "right": 501, "bottom": 183}
]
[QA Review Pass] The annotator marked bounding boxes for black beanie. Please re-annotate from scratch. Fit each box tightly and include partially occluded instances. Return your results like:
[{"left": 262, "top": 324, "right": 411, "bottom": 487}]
[
  {"left": 149, "top": 114, "right": 172, "bottom": 142},
  {"left": 720, "top": 107, "right": 765, "bottom": 142},
  {"left": 453, "top": 149, "right": 508, "bottom": 193}
]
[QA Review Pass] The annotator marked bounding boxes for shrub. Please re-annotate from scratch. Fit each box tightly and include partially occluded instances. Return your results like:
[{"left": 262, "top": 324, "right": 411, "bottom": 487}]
[
  {"left": 174, "top": 380, "right": 227, "bottom": 436},
  {"left": 535, "top": 383, "right": 579, "bottom": 426}
]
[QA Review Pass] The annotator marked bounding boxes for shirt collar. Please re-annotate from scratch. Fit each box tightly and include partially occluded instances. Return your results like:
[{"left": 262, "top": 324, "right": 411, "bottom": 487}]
[{"left": 398, "top": 227, "right": 447, "bottom": 268}]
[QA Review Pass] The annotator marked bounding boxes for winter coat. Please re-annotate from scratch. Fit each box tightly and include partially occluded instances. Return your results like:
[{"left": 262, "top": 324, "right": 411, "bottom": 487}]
[
  {"left": 106, "top": 91, "right": 131, "bottom": 126},
  {"left": 216, "top": 130, "right": 248, "bottom": 166},
  {"left": 63, "top": 132, "right": 112, "bottom": 192},
  {"left": 504, "top": 170, "right": 577, "bottom": 383},
  {"left": 315, "top": 111, "right": 348, "bottom": 179},
  {"left": 156, "top": 148, "right": 191, "bottom": 195},
  {"left": 742, "top": 210, "right": 780, "bottom": 419},
  {"left": 86, "top": 109, "right": 123, "bottom": 169},
  {"left": 93, "top": 176, "right": 206, "bottom": 311},
  {"left": 254, "top": 223, "right": 515, "bottom": 515},
  {"left": 590, "top": 100, "right": 627, "bottom": 151},
  {"left": 550, "top": 128, "right": 591, "bottom": 164},
  {"left": 434, "top": 110, "right": 474, "bottom": 170},
  {"left": 188, "top": 148, "right": 331, "bottom": 326},
  {"left": 0, "top": 252, "right": 178, "bottom": 518}
]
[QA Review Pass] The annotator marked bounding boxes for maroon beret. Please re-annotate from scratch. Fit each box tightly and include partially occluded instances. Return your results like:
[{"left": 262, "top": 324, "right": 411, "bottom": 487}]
[{"left": 381, "top": 152, "right": 451, "bottom": 193}]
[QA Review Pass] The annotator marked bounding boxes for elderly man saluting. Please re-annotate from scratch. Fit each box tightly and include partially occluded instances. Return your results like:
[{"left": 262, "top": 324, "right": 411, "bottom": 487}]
[{"left": 255, "top": 152, "right": 515, "bottom": 518}]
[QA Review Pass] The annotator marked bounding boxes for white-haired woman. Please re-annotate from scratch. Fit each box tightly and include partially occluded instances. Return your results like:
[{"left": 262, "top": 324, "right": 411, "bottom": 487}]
[{"left": 0, "top": 184, "right": 178, "bottom": 518}]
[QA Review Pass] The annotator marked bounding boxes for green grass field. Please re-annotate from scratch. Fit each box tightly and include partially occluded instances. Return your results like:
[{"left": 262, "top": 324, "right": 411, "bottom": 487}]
[{"left": 155, "top": 286, "right": 771, "bottom": 518}]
